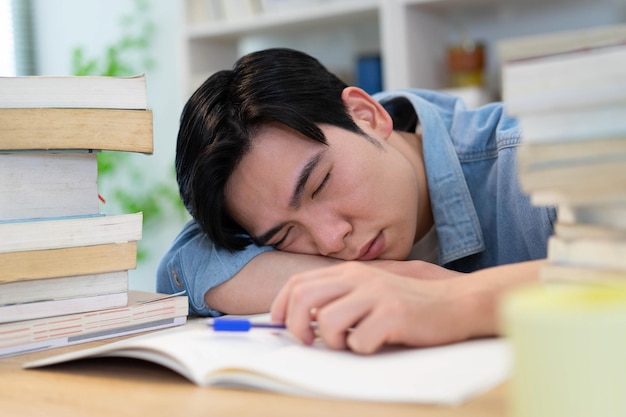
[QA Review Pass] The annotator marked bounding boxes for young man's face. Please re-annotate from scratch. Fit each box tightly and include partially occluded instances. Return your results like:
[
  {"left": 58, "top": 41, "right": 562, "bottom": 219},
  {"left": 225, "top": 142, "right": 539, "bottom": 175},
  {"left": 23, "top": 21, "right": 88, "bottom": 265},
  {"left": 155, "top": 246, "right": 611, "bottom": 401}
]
[{"left": 224, "top": 119, "right": 421, "bottom": 261}]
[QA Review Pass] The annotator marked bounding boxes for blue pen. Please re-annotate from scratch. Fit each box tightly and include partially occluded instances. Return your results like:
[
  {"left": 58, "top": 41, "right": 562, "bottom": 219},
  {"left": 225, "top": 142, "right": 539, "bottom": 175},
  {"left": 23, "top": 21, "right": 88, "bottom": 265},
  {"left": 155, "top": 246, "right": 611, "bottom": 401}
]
[{"left": 209, "top": 318, "right": 287, "bottom": 332}]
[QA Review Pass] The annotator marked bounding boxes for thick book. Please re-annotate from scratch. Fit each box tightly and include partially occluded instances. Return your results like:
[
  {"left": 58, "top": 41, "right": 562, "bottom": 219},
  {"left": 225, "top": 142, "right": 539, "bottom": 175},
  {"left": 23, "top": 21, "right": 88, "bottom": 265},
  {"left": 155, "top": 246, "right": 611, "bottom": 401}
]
[
  {"left": 23, "top": 317, "right": 511, "bottom": 405},
  {"left": 556, "top": 202, "right": 626, "bottom": 230},
  {"left": 0, "top": 270, "right": 128, "bottom": 306},
  {"left": 0, "top": 151, "right": 98, "bottom": 221},
  {"left": 1, "top": 291, "right": 188, "bottom": 358},
  {"left": 547, "top": 235, "right": 626, "bottom": 271},
  {"left": 517, "top": 139, "right": 626, "bottom": 202},
  {"left": 0, "top": 108, "right": 153, "bottom": 153},
  {"left": 554, "top": 222, "right": 626, "bottom": 242},
  {"left": 517, "top": 137, "right": 626, "bottom": 169},
  {"left": 502, "top": 44, "right": 626, "bottom": 115},
  {"left": 0, "top": 291, "right": 128, "bottom": 324},
  {"left": 540, "top": 263, "right": 626, "bottom": 284},
  {"left": 529, "top": 185, "right": 626, "bottom": 207},
  {"left": 497, "top": 23, "right": 626, "bottom": 64},
  {"left": 0, "top": 74, "right": 148, "bottom": 109},
  {"left": 518, "top": 156, "right": 626, "bottom": 195},
  {"left": 498, "top": 24, "right": 626, "bottom": 116},
  {"left": 514, "top": 103, "right": 626, "bottom": 143},
  {"left": 0, "top": 241, "right": 137, "bottom": 281},
  {"left": 0, "top": 212, "right": 143, "bottom": 254}
]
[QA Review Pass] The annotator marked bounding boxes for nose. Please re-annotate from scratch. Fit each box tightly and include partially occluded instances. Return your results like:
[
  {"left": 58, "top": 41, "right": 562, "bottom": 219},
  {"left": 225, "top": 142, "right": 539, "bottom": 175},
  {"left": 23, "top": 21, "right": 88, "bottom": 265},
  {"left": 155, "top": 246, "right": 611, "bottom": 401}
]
[{"left": 309, "top": 215, "right": 351, "bottom": 257}]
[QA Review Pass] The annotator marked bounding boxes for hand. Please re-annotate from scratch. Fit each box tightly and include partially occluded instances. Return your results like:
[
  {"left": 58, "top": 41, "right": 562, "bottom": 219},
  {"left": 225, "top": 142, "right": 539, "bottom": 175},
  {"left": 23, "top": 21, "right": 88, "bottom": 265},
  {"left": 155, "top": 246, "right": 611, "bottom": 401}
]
[{"left": 270, "top": 261, "right": 490, "bottom": 354}]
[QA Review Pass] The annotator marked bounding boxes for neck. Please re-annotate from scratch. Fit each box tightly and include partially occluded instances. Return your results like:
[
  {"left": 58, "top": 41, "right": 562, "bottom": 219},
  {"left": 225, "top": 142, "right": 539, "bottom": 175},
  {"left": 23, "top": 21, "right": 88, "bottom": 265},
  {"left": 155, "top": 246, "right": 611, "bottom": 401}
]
[{"left": 390, "top": 130, "right": 434, "bottom": 243}]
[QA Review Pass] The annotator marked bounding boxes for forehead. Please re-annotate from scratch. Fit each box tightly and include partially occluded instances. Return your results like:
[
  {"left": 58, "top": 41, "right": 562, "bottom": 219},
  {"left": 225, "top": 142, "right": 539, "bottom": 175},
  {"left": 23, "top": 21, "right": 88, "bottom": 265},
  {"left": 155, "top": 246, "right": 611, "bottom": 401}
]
[
  {"left": 224, "top": 124, "right": 327, "bottom": 225},
  {"left": 247, "top": 123, "right": 325, "bottom": 162}
]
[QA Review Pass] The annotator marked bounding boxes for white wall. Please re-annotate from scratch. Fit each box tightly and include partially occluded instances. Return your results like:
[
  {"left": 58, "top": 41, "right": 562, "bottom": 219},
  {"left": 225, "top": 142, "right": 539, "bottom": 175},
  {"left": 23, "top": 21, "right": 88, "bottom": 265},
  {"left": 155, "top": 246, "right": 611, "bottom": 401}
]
[{"left": 31, "top": 0, "right": 189, "bottom": 292}]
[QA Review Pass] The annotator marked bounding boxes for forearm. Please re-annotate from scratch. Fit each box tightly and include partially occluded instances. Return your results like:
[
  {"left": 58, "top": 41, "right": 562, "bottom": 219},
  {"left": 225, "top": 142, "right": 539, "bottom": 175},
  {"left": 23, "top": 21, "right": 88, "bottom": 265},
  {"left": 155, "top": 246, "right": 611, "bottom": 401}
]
[
  {"left": 204, "top": 251, "right": 340, "bottom": 314},
  {"left": 460, "top": 259, "right": 545, "bottom": 338},
  {"left": 204, "top": 254, "right": 445, "bottom": 315}
]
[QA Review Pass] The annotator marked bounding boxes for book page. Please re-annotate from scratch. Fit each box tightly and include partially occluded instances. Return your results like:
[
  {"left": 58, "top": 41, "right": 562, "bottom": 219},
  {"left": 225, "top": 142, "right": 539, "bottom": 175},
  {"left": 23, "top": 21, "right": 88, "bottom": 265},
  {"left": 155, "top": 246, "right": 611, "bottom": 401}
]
[{"left": 25, "top": 320, "right": 510, "bottom": 405}]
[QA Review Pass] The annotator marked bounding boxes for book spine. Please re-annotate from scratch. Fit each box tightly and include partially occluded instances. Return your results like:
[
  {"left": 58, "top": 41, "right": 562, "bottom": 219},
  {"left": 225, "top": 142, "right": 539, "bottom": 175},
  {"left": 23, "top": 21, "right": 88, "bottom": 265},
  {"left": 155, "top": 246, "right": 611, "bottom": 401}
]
[
  {"left": 0, "top": 108, "right": 153, "bottom": 153},
  {"left": 0, "top": 212, "right": 143, "bottom": 253},
  {"left": 0, "top": 270, "right": 129, "bottom": 306},
  {"left": 0, "top": 292, "right": 129, "bottom": 324},
  {"left": 0, "top": 242, "right": 138, "bottom": 281},
  {"left": 0, "top": 316, "right": 187, "bottom": 358}
]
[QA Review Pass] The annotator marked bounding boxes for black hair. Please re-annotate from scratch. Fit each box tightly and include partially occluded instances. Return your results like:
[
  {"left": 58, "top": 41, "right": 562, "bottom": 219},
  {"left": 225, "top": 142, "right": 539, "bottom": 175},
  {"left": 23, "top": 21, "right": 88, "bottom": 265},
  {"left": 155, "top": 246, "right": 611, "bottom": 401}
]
[{"left": 176, "top": 48, "right": 365, "bottom": 251}]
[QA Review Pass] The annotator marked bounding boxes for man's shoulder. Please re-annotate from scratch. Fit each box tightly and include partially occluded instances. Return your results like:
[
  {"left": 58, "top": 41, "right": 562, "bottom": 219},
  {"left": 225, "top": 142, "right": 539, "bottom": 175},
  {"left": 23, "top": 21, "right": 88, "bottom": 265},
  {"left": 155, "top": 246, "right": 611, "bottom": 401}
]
[{"left": 449, "top": 101, "right": 522, "bottom": 160}]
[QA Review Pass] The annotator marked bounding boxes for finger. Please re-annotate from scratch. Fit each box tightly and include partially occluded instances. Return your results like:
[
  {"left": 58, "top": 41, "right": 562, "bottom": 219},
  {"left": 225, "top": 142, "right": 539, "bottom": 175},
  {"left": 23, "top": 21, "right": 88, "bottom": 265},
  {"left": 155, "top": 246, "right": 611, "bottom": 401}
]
[
  {"left": 345, "top": 308, "right": 395, "bottom": 354},
  {"left": 314, "top": 290, "right": 374, "bottom": 350},
  {"left": 282, "top": 275, "right": 357, "bottom": 345},
  {"left": 270, "top": 264, "right": 348, "bottom": 323},
  {"left": 270, "top": 280, "right": 293, "bottom": 324}
]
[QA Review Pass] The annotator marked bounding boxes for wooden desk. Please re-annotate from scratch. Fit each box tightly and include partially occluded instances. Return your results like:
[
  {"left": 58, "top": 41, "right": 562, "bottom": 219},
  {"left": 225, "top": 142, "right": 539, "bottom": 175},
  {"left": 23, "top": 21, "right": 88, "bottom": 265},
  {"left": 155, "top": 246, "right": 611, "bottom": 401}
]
[{"left": 0, "top": 328, "right": 508, "bottom": 417}]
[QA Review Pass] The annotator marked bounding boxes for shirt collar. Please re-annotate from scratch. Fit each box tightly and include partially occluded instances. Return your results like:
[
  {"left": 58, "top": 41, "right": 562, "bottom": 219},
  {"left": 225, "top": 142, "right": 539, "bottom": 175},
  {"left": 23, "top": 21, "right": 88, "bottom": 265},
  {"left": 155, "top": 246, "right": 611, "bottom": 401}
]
[{"left": 375, "top": 90, "right": 484, "bottom": 264}]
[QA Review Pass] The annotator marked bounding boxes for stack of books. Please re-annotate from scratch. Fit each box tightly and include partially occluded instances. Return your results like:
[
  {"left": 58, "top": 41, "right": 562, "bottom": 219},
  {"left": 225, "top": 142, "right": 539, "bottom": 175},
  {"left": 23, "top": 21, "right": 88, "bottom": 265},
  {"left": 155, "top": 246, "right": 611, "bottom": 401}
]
[
  {"left": 0, "top": 74, "right": 188, "bottom": 357},
  {"left": 499, "top": 24, "right": 626, "bottom": 284}
]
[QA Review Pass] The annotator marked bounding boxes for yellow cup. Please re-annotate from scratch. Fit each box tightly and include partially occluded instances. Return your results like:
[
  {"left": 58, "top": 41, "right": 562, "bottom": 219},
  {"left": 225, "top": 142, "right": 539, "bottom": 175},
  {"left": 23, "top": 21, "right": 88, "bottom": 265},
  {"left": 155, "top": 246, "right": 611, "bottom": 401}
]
[{"left": 501, "top": 283, "right": 626, "bottom": 417}]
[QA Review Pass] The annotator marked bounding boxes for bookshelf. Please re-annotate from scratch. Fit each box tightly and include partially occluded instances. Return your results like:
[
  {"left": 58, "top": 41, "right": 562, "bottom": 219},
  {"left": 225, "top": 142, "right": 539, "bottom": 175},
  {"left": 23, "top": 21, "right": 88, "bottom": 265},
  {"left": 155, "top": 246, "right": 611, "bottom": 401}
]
[{"left": 180, "top": 0, "right": 624, "bottom": 100}]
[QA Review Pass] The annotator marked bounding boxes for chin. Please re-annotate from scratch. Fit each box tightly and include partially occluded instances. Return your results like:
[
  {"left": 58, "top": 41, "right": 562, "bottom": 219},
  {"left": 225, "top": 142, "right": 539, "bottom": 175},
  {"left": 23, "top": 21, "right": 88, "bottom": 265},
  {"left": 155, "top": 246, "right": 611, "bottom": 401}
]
[{"left": 396, "top": 242, "right": 415, "bottom": 261}]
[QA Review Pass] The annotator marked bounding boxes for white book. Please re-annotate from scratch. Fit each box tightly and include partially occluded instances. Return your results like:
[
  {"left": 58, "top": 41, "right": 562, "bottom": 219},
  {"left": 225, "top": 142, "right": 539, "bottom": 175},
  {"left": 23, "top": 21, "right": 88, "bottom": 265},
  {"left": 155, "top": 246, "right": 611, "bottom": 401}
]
[
  {"left": 1, "top": 317, "right": 188, "bottom": 359},
  {"left": 24, "top": 316, "right": 511, "bottom": 405},
  {"left": 0, "top": 271, "right": 128, "bottom": 306},
  {"left": 0, "top": 212, "right": 143, "bottom": 253},
  {"left": 557, "top": 202, "right": 626, "bottom": 230},
  {"left": 518, "top": 156, "right": 626, "bottom": 194},
  {"left": 502, "top": 43, "right": 626, "bottom": 115},
  {"left": 0, "top": 151, "right": 98, "bottom": 221},
  {"left": 0, "top": 292, "right": 128, "bottom": 324},
  {"left": 517, "top": 137, "right": 626, "bottom": 168},
  {"left": 516, "top": 104, "right": 626, "bottom": 143},
  {"left": 0, "top": 291, "right": 188, "bottom": 358},
  {"left": 548, "top": 235, "right": 626, "bottom": 271},
  {"left": 498, "top": 23, "right": 626, "bottom": 64},
  {"left": 540, "top": 263, "right": 626, "bottom": 284},
  {"left": 0, "top": 74, "right": 148, "bottom": 109},
  {"left": 530, "top": 186, "right": 626, "bottom": 208}
]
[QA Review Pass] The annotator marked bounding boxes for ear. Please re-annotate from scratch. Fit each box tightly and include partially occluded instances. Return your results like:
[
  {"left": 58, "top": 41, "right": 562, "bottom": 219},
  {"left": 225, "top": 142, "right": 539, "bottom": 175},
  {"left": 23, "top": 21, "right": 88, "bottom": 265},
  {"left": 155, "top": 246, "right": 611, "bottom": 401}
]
[{"left": 341, "top": 87, "right": 393, "bottom": 139}]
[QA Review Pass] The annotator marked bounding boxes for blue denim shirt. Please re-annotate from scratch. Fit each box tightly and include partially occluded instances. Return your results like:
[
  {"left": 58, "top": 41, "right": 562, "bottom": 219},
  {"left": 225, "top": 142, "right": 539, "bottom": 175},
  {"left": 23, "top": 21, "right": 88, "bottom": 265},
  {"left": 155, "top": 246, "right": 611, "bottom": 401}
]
[{"left": 157, "top": 89, "right": 556, "bottom": 316}]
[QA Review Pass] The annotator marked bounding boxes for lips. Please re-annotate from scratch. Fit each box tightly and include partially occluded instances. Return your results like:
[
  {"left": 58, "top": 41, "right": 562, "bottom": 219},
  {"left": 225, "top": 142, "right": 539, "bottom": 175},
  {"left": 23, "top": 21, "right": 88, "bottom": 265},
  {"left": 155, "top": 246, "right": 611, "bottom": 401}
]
[{"left": 357, "top": 232, "right": 385, "bottom": 261}]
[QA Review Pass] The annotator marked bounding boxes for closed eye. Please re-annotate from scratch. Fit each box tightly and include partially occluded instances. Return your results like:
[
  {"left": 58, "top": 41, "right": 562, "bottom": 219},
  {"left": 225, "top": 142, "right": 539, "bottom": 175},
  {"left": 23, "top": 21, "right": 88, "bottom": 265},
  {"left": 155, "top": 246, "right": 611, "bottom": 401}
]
[
  {"left": 312, "top": 171, "right": 331, "bottom": 199},
  {"left": 273, "top": 226, "right": 293, "bottom": 248}
]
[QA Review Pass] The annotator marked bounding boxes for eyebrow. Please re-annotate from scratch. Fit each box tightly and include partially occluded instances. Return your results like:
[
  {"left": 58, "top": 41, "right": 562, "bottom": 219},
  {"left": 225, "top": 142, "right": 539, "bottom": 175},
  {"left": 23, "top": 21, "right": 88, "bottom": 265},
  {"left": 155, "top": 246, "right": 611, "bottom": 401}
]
[
  {"left": 290, "top": 149, "right": 327, "bottom": 209},
  {"left": 254, "top": 149, "right": 327, "bottom": 246}
]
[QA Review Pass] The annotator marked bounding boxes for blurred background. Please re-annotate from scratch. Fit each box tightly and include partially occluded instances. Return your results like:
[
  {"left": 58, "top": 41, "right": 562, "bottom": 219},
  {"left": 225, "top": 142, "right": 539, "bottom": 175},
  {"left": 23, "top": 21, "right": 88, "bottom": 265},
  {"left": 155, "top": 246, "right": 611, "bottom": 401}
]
[{"left": 1, "top": 0, "right": 624, "bottom": 292}]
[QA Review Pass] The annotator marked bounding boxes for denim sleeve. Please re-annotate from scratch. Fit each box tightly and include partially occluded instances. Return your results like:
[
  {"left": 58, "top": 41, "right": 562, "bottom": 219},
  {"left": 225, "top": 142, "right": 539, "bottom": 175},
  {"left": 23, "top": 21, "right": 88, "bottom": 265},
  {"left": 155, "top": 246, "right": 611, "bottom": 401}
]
[{"left": 156, "top": 220, "right": 274, "bottom": 317}]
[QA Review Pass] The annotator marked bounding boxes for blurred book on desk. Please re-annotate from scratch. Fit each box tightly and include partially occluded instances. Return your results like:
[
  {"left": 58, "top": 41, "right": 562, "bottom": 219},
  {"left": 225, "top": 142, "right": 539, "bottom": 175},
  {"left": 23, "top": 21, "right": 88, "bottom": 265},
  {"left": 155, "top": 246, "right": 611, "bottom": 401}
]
[{"left": 500, "top": 24, "right": 626, "bottom": 285}]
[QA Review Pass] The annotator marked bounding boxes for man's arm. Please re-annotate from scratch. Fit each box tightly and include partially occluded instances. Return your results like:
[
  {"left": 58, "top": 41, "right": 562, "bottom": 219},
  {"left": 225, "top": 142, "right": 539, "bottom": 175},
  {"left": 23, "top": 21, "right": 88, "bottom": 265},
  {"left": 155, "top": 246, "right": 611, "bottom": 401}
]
[
  {"left": 205, "top": 254, "right": 467, "bottom": 315},
  {"left": 270, "top": 259, "right": 545, "bottom": 354},
  {"left": 205, "top": 251, "right": 340, "bottom": 314}
]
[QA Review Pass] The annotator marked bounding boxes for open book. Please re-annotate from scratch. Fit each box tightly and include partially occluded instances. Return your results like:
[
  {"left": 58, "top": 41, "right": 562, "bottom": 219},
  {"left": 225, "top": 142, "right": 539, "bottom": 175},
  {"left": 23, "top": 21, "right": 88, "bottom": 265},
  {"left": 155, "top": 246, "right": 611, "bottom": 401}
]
[{"left": 24, "top": 317, "right": 510, "bottom": 405}]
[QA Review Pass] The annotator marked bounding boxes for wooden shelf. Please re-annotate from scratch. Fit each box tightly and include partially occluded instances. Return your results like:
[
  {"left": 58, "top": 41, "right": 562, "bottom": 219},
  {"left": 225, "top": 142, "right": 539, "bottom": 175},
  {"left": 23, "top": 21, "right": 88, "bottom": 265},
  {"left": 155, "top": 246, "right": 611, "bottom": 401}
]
[
  {"left": 187, "top": 0, "right": 378, "bottom": 40},
  {"left": 180, "top": 0, "right": 624, "bottom": 98}
]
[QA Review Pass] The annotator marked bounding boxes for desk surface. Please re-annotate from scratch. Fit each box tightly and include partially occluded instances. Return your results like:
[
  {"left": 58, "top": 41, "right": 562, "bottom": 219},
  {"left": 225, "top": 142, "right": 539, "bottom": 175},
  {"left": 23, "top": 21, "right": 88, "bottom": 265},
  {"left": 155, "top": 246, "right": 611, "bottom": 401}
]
[{"left": 0, "top": 326, "right": 508, "bottom": 417}]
